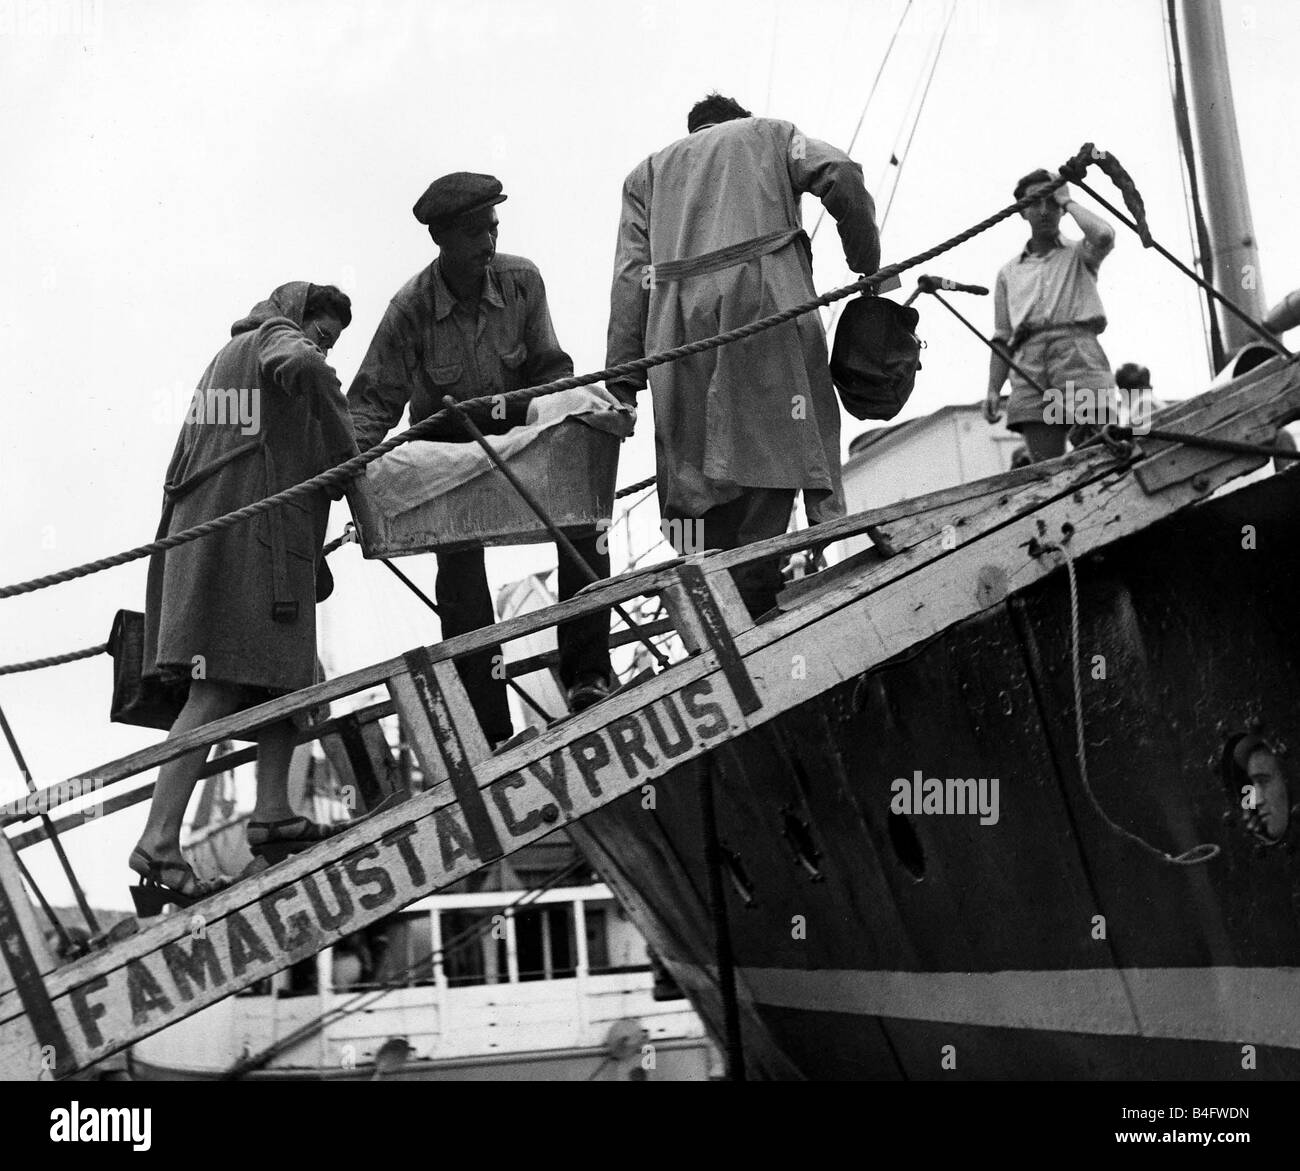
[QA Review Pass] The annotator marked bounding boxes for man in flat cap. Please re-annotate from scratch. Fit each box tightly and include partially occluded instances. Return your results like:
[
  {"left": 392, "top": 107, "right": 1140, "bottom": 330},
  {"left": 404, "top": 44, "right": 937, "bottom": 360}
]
[{"left": 348, "top": 172, "right": 614, "bottom": 745}]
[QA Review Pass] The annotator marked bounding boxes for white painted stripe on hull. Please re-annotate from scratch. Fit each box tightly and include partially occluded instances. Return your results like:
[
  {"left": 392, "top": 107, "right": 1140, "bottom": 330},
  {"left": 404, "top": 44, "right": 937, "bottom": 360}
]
[{"left": 739, "top": 967, "right": 1300, "bottom": 1048}]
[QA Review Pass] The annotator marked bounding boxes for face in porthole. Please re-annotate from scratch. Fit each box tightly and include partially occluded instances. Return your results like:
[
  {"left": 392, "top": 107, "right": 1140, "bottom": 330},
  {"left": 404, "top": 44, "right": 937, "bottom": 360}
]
[{"left": 1244, "top": 747, "right": 1291, "bottom": 841}]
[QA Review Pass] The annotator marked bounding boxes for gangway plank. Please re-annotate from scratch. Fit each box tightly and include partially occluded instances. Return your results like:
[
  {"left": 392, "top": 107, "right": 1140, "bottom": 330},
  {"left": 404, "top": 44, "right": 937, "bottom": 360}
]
[{"left": 2, "top": 356, "right": 1296, "bottom": 1078}]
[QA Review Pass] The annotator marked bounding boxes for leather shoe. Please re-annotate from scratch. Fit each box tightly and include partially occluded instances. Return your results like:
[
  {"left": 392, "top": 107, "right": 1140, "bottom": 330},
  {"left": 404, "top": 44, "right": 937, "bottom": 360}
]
[{"left": 565, "top": 676, "right": 613, "bottom": 714}]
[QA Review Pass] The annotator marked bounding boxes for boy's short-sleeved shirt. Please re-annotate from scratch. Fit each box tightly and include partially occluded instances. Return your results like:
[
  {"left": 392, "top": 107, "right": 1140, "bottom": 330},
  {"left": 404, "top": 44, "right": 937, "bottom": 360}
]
[{"left": 993, "top": 235, "right": 1111, "bottom": 348}]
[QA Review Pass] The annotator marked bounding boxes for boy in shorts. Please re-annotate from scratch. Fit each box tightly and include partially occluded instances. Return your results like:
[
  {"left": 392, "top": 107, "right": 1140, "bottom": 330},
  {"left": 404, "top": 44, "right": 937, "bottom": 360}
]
[{"left": 984, "top": 168, "right": 1117, "bottom": 461}]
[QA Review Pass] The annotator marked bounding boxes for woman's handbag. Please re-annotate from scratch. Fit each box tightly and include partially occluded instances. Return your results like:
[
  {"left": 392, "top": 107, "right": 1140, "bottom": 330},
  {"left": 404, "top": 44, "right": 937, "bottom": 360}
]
[{"left": 107, "top": 610, "right": 188, "bottom": 731}]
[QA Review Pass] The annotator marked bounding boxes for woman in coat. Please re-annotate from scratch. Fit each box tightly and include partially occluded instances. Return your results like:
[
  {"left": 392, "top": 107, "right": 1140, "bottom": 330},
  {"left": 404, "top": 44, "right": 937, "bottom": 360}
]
[{"left": 130, "top": 281, "right": 359, "bottom": 914}]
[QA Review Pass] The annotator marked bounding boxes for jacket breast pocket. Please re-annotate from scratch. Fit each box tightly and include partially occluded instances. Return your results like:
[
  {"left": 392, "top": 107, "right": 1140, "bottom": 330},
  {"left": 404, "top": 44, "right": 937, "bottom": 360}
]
[{"left": 430, "top": 362, "right": 464, "bottom": 386}]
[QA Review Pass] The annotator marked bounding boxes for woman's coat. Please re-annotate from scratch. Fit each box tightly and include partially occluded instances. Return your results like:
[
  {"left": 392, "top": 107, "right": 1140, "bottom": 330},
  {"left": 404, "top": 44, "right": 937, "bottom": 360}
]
[{"left": 143, "top": 282, "right": 357, "bottom": 697}]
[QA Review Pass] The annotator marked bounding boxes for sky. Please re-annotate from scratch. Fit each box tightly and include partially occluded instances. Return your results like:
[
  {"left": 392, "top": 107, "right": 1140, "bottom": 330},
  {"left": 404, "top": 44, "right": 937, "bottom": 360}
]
[{"left": 3, "top": 0, "right": 1299, "bottom": 911}]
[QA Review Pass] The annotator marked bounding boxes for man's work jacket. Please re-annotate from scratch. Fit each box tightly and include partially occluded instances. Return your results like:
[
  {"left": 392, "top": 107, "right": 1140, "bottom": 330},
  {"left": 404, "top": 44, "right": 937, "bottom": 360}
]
[{"left": 348, "top": 253, "right": 573, "bottom": 451}]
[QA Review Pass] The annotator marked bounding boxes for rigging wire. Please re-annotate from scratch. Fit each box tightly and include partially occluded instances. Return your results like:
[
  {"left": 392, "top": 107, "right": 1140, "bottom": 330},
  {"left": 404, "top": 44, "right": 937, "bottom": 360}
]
[
  {"left": 817, "top": 0, "right": 865, "bottom": 133},
  {"left": 826, "top": 0, "right": 953, "bottom": 336},
  {"left": 878, "top": 0, "right": 955, "bottom": 234},
  {"left": 1075, "top": 176, "right": 1287, "bottom": 358},
  {"left": 872, "top": 8, "right": 942, "bottom": 202},
  {"left": 809, "top": 0, "right": 913, "bottom": 243}
]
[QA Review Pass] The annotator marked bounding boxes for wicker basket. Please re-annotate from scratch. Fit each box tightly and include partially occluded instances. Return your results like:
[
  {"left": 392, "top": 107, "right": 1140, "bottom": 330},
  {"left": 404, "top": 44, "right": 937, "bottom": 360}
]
[{"left": 348, "top": 420, "right": 621, "bottom": 558}]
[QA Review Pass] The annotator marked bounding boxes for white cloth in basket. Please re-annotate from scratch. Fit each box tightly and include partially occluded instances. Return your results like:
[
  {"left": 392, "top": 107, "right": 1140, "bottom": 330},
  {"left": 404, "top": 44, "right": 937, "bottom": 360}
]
[{"left": 363, "top": 385, "right": 634, "bottom": 517}]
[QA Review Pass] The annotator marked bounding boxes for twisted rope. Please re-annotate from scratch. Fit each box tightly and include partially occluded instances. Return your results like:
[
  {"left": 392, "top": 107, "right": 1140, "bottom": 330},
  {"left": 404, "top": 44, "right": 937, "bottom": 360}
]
[
  {"left": 0, "top": 643, "right": 108, "bottom": 676},
  {"left": 0, "top": 144, "right": 1128, "bottom": 603},
  {"left": 614, "top": 474, "right": 657, "bottom": 500},
  {"left": 1046, "top": 541, "right": 1218, "bottom": 866},
  {"left": 0, "top": 529, "right": 364, "bottom": 676}
]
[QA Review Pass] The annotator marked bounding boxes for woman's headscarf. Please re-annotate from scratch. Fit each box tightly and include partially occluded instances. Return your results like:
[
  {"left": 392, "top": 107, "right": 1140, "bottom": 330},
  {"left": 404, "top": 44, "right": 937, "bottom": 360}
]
[{"left": 230, "top": 281, "right": 313, "bottom": 336}]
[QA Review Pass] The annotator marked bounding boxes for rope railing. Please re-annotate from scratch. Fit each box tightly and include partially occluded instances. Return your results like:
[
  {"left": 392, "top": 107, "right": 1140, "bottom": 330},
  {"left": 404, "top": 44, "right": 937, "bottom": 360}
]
[
  {"left": 614, "top": 473, "right": 657, "bottom": 500},
  {"left": 0, "top": 643, "right": 108, "bottom": 677},
  {"left": 0, "top": 478, "right": 656, "bottom": 676},
  {"left": 0, "top": 143, "right": 1137, "bottom": 604}
]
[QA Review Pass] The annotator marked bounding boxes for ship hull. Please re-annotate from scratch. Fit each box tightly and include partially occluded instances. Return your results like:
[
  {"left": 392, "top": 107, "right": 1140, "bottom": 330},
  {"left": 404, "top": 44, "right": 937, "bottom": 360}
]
[{"left": 572, "top": 471, "right": 1300, "bottom": 1079}]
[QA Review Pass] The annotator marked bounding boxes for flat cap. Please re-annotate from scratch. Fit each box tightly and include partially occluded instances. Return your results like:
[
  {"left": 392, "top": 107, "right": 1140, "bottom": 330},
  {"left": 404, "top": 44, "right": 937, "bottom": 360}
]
[{"left": 413, "top": 172, "right": 507, "bottom": 227}]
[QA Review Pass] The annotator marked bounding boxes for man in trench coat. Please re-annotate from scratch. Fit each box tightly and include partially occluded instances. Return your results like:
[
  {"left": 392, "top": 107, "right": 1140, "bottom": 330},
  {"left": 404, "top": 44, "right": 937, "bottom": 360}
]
[{"left": 606, "top": 93, "right": 881, "bottom": 618}]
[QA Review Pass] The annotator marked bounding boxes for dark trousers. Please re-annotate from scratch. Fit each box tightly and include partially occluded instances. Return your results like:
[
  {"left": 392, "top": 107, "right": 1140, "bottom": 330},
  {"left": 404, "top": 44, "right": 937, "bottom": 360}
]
[
  {"left": 671, "top": 488, "right": 797, "bottom": 620},
  {"left": 436, "top": 534, "right": 612, "bottom": 744}
]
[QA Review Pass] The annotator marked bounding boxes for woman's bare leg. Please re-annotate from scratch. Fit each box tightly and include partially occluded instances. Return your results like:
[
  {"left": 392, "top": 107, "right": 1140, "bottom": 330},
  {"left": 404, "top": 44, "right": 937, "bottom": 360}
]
[
  {"left": 133, "top": 679, "right": 244, "bottom": 867},
  {"left": 252, "top": 720, "right": 299, "bottom": 824}
]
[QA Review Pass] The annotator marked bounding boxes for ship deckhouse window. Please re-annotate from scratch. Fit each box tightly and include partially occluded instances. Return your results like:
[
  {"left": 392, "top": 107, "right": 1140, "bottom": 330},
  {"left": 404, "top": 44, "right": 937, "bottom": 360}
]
[
  {"left": 516, "top": 905, "right": 577, "bottom": 982},
  {"left": 442, "top": 909, "right": 509, "bottom": 987},
  {"left": 374, "top": 914, "right": 434, "bottom": 986},
  {"left": 586, "top": 903, "right": 652, "bottom": 974},
  {"left": 330, "top": 915, "right": 434, "bottom": 990}
]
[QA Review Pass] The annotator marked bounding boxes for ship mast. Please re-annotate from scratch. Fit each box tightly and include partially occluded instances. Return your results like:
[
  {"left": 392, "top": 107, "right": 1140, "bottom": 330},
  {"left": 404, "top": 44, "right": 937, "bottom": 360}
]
[{"left": 1170, "top": 0, "right": 1267, "bottom": 369}]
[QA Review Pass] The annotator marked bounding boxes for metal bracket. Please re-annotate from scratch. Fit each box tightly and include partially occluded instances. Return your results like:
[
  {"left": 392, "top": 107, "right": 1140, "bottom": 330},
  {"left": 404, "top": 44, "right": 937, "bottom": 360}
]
[{"left": 1135, "top": 415, "right": 1270, "bottom": 494}]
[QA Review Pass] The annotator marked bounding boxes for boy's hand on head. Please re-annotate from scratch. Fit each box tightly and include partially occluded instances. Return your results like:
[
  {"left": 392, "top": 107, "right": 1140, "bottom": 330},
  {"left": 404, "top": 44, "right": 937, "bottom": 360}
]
[{"left": 1053, "top": 179, "right": 1072, "bottom": 208}]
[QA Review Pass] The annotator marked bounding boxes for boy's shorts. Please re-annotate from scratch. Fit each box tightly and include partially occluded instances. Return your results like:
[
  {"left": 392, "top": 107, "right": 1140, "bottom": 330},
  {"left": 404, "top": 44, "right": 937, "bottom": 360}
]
[{"left": 1006, "top": 327, "right": 1115, "bottom": 432}]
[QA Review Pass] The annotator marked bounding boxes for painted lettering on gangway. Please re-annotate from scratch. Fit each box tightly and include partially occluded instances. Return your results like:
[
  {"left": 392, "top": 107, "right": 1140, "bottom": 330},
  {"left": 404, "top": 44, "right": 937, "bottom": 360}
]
[{"left": 58, "top": 676, "right": 737, "bottom": 1061}]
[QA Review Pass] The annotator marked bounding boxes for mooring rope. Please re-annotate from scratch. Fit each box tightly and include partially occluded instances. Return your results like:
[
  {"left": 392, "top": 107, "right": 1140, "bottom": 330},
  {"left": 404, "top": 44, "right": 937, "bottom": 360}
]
[
  {"left": 1046, "top": 541, "right": 1219, "bottom": 866},
  {"left": 0, "top": 143, "right": 1137, "bottom": 603}
]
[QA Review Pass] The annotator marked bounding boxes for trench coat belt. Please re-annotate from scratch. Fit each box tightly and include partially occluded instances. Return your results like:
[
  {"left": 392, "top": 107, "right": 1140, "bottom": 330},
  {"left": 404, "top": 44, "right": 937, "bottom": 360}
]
[
  {"left": 651, "top": 227, "right": 808, "bottom": 282},
  {"left": 163, "top": 439, "right": 261, "bottom": 500},
  {"left": 260, "top": 445, "right": 298, "bottom": 622},
  {"left": 161, "top": 439, "right": 298, "bottom": 622}
]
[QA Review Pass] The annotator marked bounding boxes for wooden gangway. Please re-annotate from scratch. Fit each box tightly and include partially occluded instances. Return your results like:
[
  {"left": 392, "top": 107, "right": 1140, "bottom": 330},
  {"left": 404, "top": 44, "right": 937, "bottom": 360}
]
[{"left": 2, "top": 356, "right": 1296, "bottom": 1079}]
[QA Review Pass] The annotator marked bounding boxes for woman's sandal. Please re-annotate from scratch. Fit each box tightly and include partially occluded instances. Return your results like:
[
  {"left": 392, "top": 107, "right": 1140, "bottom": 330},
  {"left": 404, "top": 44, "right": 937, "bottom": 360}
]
[
  {"left": 246, "top": 816, "right": 345, "bottom": 864},
  {"left": 128, "top": 848, "right": 227, "bottom": 918}
]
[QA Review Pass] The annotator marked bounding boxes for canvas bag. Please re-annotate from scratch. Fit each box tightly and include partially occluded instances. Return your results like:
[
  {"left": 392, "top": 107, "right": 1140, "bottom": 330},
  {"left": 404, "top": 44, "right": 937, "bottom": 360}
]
[{"left": 829, "top": 295, "right": 923, "bottom": 421}]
